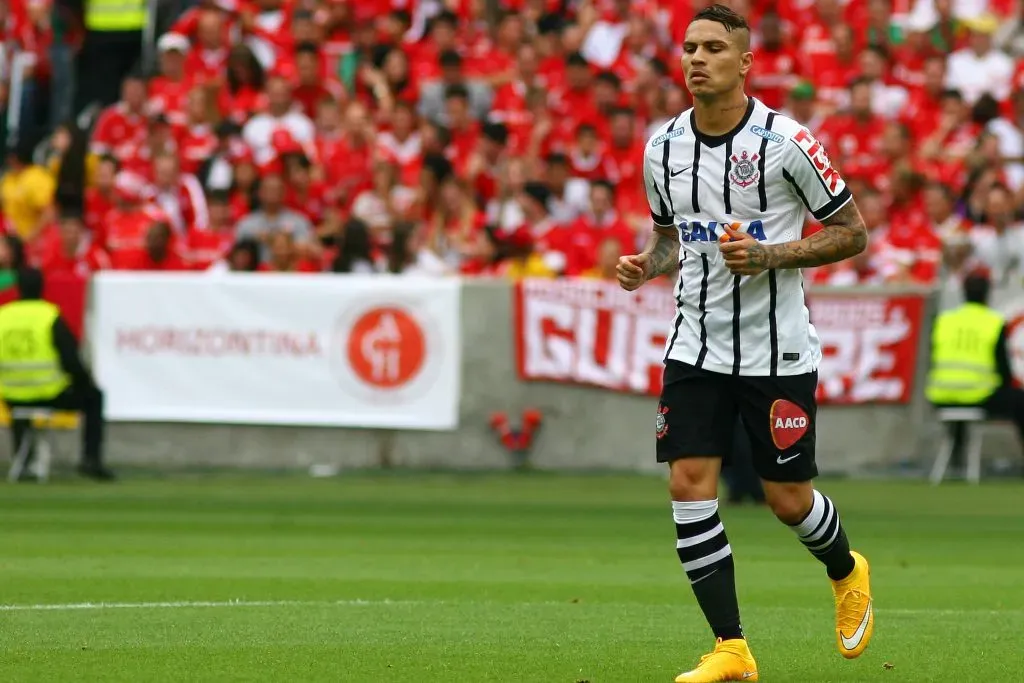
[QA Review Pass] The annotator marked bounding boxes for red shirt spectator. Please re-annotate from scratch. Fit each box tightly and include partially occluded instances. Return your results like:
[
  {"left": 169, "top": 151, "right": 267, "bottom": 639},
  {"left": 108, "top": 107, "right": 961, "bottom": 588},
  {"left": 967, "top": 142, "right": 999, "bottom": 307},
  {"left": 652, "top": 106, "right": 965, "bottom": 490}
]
[
  {"left": 292, "top": 42, "right": 346, "bottom": 119},
  {"left": 183, "top": 8, "right": 230, "bottom": 87},
  {"left": 749, "top": 13, "right": 801, "bottom": 111},
  {"left": 146, "top": 153, "right": 210, "bottom": 235},
  {"left": 148, "top": 34, "right": 194, "bottom": 126},
  {"left": 376, "top": 103, "right": 423, "bottom": 189},
  {"left": 562, "top": 181, "right": 636, "bottom": 275},
  {"left": 114, "top": 222, "right": 189, "bottom": 271},
  {"left": 174, "top": 88, "right": 219, "bottom": 175},
  {"left": 817, "top": 80, "right": 886, "bottom": 182},
  {"left": 187, "top": 190, "right": 237, "bottom": 269},
  {"left": 38, "top": 212, "right": 112, "bottom": 278},
  {"left": 90, "top": 76, "right": 149, "bottom": 158}
]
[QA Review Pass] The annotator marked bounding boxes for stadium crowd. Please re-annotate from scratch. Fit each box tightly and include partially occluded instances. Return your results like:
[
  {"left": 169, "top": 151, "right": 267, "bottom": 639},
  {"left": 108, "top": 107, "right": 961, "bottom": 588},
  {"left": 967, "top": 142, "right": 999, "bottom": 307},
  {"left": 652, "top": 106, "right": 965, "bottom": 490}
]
[{"left": 0, "top": 0, "right": 1023, "bottom": 284}]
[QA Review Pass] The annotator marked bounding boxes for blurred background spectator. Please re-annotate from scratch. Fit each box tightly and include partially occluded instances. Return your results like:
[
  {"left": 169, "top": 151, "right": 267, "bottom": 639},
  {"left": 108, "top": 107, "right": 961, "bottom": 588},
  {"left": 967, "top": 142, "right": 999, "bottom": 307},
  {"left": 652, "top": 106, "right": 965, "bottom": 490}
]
[{"left": 0, "top": 0, "right": 1019, "bottom": 287}]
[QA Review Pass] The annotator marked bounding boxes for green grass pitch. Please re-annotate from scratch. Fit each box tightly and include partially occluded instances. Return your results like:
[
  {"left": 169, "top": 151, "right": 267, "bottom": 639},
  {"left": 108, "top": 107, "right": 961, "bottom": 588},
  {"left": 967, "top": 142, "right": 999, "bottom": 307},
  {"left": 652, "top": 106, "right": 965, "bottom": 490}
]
[{"left": 1, "top": 473, "right": 1022, "bottom": 682}]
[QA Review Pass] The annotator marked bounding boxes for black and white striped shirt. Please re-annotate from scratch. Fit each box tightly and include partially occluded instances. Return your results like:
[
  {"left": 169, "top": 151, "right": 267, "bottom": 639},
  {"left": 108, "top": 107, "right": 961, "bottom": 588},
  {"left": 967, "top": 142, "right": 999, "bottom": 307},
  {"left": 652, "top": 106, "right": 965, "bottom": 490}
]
[{"left": 642, "top": 97, "right": 852, "bottom": 377}]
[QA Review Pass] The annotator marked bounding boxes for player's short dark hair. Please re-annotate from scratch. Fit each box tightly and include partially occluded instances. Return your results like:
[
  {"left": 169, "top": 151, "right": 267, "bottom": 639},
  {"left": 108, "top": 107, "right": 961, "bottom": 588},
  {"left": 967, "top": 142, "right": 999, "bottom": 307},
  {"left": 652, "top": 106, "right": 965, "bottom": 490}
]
[
  {"left": 692, "top": 4, "right": 750, "bottom": 33},
  {"left": 963, "top": 272, "right": 990, "bottom": 304},
  {"left": 439, "top": 49, "right": 463, "bottom": 69},
  {"left": 444, "top": 84, "right": 469, "bottom": 101},
  {"left": 566, "top": 52, "right": 589, "bottom": 69}
]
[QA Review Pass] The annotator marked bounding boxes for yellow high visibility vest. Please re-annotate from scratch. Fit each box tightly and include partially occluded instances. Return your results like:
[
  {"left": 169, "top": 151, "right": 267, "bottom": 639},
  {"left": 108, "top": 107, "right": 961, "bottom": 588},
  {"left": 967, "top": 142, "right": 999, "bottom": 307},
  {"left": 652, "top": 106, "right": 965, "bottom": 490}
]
[
  {"left": 85, "top": 0, "right": 147, "bottom": 32},
  {"left": 0, "top": 301, "right": 70, "bottom": 403},
  {"left": 925, "top": 303, "right": 1004, "bottom": 405}
]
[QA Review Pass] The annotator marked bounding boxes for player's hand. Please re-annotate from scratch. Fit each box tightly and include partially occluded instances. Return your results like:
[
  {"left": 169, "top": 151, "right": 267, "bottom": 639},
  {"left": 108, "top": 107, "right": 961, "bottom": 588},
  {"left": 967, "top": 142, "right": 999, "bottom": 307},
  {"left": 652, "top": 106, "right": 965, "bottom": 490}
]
[
  {"left": 719, "top": 224, "right": 771, "bottom": 276},
  {"left": 617, "top": 254, "right": 650, "bottom": 291}
]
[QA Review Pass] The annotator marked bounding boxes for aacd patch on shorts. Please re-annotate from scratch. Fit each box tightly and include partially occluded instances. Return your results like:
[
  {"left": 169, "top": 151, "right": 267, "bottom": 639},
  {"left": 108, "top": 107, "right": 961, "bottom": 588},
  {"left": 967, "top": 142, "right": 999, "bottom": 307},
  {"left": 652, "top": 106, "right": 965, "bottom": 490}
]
[
  {"left": 769, "top": 399, "right": 809, "bottom": 450},
  {"left": 656, "top": 404, "right": 669, "bottom": 440}
]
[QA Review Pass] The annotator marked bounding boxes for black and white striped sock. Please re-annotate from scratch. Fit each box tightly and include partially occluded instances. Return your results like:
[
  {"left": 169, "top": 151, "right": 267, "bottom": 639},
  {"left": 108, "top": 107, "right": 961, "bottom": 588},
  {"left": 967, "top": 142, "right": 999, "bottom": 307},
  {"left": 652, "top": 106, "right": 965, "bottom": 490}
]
[
  {"left": 673, "top": 500, "right": 743, "bottom": 640},
  {"left": 789, "top": 490, "right": 856, "bottom": 581}
]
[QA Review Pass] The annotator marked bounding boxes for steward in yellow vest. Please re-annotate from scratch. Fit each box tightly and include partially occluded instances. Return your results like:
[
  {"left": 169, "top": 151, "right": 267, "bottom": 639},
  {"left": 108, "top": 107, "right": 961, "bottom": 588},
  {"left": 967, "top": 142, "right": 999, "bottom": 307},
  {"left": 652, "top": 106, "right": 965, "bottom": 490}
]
[
  {"left": 926, "top": 272, "right": 1024, "bottom": 456},
  {"left": 75, "top": 0, "right": 147, "bottom": 113},
  {"left": 0, "top": 269, "right": 113, "bottom": 480}
]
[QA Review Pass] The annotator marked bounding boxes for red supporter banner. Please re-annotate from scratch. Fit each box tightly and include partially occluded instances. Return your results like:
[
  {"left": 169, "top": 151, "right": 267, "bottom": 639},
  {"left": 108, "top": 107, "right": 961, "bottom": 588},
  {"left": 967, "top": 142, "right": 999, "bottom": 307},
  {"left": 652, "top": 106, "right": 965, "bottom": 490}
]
[
  {"left": 514, "top": 279, "right": 926, "bottom": 405},
  {"left": 810, "top": 294, "right": 925, "bottom": 404}
]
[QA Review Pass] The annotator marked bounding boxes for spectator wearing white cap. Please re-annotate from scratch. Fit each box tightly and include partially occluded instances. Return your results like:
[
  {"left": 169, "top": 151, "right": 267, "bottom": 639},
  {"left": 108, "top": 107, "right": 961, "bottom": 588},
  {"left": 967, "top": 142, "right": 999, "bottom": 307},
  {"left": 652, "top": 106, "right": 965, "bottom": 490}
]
[
  {"left": 148, "top": 33, "right": 192, "bottom": 127},
  {"left": 945, "top": 14, "right": 1015, "bottom": 105}
]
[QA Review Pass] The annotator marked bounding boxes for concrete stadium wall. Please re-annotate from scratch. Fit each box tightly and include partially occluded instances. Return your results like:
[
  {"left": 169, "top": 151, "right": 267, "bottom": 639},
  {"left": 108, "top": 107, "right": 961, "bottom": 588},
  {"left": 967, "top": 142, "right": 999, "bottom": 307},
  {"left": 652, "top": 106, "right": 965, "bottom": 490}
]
[{"left": 30, "top": 280, "right": 1022, "bottom": 475}]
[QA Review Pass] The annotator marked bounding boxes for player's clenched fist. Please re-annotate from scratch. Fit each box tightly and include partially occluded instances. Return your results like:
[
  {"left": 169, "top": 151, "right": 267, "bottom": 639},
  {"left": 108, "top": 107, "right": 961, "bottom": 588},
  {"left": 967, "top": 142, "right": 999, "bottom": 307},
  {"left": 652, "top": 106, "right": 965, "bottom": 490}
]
[
  {"left": 617, "top": 254, "right": 650, "bottom": 291},
  {"left": 719, "top": 224, "right": 770, "bottom": 276}
]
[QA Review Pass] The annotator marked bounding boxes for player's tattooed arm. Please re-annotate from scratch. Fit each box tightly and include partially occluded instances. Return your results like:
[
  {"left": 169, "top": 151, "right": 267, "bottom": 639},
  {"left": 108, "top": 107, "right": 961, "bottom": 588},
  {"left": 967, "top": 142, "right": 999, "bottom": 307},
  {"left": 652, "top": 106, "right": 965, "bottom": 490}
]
[
  {"left": 753, "top": 200, "right": 868, "bottom": 270},
  {"left": 642, "top": 225, "right": 681, "bottom": 280}
]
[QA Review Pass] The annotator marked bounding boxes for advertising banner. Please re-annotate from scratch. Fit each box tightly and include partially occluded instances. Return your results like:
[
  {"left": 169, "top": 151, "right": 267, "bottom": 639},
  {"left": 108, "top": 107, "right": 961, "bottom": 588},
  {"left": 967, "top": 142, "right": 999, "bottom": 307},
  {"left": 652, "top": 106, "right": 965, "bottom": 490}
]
[{"left": 92, "top": 274, "right": 461, "bottom": 429}]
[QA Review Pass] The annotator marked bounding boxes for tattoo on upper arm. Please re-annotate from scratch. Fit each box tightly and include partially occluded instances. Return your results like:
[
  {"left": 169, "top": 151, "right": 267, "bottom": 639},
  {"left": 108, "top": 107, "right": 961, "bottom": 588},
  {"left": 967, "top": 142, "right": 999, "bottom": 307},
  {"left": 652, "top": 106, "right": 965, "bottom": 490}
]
[
  {"left": 751, "top": 200, "right": 867, "bottom": 270},
  {"left": 645, "top": 225, "right": 681, "bottom": 278}
]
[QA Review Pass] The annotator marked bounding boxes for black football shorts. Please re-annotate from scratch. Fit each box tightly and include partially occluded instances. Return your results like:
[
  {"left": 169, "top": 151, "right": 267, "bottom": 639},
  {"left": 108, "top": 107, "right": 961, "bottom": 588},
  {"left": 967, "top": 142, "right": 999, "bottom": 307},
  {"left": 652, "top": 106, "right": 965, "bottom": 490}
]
[{"left": 655, "top": 360, "right": 818, "bottom": 482}]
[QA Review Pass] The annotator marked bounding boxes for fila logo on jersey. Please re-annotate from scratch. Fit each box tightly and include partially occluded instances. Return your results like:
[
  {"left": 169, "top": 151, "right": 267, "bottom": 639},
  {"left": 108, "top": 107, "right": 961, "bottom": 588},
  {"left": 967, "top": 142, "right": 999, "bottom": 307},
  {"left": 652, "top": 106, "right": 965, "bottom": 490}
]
[
  {"left": 651, "top": 128, "right": 686, "bottom": 146},
  {"left": 750, "top": 125, "right": 783, "bottom": 144},
  {"left": 677, "top": 219, "right": 767, "bottom": 242},
  {"left": 769, "top": 399, "right": 810, "bottom": 450},
  {"left": 793, "top": 128, "right": 843, "bottom": 194}
]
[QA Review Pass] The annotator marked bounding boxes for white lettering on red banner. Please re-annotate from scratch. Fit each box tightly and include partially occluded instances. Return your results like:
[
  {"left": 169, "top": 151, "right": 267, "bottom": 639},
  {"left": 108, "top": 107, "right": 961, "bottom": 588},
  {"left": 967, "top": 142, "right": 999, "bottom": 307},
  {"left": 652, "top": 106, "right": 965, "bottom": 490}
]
[
  {"left": 516, "top": 280, "right": 926, "bottom": 405},
  {"left": 516, "top": 278, "right": 674, "bottom": 395},
  {"left": 809, "top": 295, "right": 925, "bottom": 404}
]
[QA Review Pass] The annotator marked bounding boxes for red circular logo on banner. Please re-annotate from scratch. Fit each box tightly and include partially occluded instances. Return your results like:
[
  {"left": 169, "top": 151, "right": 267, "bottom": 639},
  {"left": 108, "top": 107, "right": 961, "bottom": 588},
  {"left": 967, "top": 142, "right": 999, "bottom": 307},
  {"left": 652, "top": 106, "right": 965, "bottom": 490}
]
[{"left": 346, "top": 307, "right": 426, "bottom": 389}]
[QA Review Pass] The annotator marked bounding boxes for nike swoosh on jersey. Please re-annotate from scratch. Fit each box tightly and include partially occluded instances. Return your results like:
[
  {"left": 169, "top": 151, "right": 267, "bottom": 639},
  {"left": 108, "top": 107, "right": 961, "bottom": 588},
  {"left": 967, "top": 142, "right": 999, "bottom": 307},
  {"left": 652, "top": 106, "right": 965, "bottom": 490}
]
[
  {"left": 840, "top": 601, "right": 872, "bottom": 650},
  {"left": 776, "top": 453, "right": 801, "bottom": 464},
  {"left": 670, "top": 165, "right": 692, "bottom": 177}
]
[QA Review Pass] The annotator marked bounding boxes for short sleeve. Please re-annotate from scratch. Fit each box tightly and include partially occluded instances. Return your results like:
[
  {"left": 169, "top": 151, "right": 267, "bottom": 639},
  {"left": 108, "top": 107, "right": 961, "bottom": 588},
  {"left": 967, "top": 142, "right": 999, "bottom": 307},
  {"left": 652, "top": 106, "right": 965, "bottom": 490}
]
[
  {"left": 643, "top": 148, "right": 674, "bottom": 227},
  {"left": 782, "top": 127, "right": 852, "bottom": 221}
]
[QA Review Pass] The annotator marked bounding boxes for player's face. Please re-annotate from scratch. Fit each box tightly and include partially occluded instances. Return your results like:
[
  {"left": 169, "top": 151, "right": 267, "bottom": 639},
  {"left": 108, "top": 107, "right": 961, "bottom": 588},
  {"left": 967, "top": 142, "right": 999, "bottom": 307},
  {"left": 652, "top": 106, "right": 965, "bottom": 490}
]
[{"left": 681, "top": 21, "right": 752, "bottom": 99}]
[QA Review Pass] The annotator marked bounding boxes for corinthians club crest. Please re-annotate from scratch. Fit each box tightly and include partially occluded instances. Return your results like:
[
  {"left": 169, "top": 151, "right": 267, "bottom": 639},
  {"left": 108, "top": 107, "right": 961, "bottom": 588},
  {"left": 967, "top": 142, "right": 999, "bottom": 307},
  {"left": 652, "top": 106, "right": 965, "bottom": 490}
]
[{"left": 729, "top": 150, "right": 760, "bottom": 188}]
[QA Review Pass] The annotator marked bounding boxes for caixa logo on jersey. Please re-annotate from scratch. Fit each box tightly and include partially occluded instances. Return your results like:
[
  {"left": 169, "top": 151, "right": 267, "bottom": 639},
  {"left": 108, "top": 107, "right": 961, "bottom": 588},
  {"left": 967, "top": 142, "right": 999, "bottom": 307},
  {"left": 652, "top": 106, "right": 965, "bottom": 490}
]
[{"left": 677, "top": 220, "right": 767, "bottom": 243}]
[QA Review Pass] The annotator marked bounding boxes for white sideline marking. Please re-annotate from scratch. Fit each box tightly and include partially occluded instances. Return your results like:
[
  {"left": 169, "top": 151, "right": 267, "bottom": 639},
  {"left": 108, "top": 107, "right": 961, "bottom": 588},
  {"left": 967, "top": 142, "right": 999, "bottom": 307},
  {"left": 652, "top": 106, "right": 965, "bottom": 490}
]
[
  {"left": 0, "top": 599, "right": 418, "bottom": 612},
  {"left": 0, "top": 599, "right": 1021, "bottom": 616}
]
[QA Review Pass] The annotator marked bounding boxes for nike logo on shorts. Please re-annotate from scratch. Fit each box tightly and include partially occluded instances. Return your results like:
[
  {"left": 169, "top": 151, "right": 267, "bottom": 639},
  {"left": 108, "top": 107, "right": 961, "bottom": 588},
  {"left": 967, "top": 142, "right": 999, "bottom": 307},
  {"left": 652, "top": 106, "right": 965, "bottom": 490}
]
[{"left": 776, "top": 453, "right": 801, "bottom": 464}]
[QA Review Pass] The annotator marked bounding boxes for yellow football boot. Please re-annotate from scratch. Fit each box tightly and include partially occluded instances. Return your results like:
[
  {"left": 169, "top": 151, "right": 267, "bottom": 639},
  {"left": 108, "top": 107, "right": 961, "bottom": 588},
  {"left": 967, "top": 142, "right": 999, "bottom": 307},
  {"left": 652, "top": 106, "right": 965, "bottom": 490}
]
[
  {"left": 674, "top": 638, "right": 758, "bottom": 682},
  {"left": 832, "top": 550, "right": 874, "bottom": 659}
]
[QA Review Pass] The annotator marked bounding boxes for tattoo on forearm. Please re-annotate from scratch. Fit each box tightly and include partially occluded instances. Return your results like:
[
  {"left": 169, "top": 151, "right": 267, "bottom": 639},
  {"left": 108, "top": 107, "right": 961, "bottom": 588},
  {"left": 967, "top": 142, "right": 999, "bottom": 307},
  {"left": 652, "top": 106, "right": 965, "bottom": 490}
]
[
  {"left": 749, "top": 201, "right": 867, "bottom": 270},
  {"left": 644, "top": 227, "right": 680, "bottom": 278}
]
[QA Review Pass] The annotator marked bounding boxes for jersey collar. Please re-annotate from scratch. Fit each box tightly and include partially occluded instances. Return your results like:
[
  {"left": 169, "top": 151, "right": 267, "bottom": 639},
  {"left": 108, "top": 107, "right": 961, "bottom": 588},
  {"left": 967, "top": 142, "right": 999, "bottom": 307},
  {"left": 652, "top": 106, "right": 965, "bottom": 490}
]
[{"left": 689, "top": 96, "right": 756, "bottom": 149}]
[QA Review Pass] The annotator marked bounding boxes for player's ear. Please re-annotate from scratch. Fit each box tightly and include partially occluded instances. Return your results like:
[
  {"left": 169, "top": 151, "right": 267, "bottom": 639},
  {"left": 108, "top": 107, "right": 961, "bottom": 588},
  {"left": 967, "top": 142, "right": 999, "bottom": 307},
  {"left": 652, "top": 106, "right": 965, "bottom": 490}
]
[{"left": 739, "top": 50, "right": 753, "bottom": 78}]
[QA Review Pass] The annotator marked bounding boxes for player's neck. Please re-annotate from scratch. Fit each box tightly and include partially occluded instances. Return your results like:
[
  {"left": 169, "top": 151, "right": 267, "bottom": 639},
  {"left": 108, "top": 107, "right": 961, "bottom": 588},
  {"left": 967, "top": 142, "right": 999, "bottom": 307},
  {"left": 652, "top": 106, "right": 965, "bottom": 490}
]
[{"left": 692, "top": 90, "right": 750, "bottom": 137}]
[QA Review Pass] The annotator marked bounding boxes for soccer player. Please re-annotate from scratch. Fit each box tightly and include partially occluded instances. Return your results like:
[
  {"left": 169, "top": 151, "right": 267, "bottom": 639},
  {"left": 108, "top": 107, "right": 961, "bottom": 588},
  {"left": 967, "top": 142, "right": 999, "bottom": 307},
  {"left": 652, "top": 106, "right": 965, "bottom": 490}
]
[{"left": 616, "top": 6, "right": 873, "bottom": 682}]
